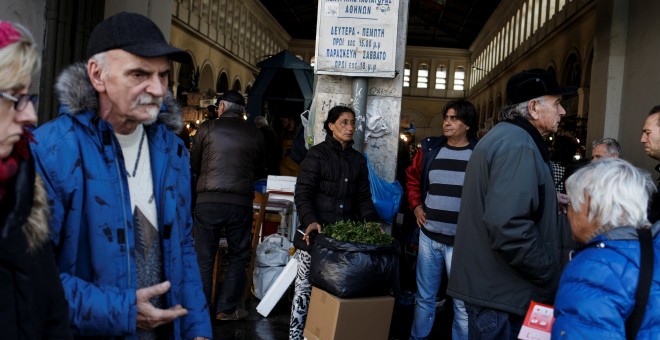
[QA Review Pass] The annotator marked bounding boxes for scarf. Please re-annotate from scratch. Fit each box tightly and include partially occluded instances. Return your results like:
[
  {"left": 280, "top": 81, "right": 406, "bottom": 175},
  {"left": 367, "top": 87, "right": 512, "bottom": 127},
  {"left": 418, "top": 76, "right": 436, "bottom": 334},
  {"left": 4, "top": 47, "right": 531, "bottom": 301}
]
[{"left": 0, "top": 129, "right": 34, "bottom": 201}]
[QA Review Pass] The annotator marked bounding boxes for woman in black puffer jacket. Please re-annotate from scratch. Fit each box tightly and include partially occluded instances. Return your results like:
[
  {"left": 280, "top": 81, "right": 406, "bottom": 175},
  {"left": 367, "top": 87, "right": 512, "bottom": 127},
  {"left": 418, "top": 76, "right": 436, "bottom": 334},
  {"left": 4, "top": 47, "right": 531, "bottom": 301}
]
[
  {"left": 289, "top": 106, "right": 380, "bottom": 340},
  {"left": 0, "top": 22, "right": 72, "bottom": 339}
]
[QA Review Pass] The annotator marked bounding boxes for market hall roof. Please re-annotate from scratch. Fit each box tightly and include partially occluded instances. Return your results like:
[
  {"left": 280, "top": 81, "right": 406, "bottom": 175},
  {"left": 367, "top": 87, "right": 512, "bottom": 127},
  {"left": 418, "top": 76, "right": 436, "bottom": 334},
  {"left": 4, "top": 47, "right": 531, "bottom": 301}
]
[{"left": 258, "top": 0, "right": 502, "bottom": 49}]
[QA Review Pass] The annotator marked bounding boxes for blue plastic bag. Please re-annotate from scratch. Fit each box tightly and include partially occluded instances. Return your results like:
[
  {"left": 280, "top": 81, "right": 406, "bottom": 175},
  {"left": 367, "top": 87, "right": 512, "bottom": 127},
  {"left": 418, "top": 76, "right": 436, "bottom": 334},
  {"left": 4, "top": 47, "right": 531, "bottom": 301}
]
[{"left": 365, "top": 153, "right": 403, "bottom": 224}]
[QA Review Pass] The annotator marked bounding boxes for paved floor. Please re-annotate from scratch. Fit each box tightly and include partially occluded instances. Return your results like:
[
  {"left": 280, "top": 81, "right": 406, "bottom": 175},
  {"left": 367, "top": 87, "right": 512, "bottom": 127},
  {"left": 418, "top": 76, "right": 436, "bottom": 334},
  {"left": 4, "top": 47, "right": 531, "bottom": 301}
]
[
  {"left": 211, "top": 292, "right": 292, "bottom": 340},
  {"left": 211, "top": 214, "right": 453, "bottom": 339}
]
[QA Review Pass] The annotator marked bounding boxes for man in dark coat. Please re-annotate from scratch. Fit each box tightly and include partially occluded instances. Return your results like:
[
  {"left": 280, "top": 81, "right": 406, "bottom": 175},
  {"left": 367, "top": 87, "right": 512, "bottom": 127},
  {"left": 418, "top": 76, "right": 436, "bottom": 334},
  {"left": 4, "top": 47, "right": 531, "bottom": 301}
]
[
  {"left": 641, "top": 105, "right": 660, "bottom": 223},
  {"left": 190, "top": 90, "right": 265, "bottom": 321},
  {"left": 255, "top": 115, "right": 281, "bottom": 176},
  {"left": 448, "top": 69, "right": 576, "bottom": 339}
]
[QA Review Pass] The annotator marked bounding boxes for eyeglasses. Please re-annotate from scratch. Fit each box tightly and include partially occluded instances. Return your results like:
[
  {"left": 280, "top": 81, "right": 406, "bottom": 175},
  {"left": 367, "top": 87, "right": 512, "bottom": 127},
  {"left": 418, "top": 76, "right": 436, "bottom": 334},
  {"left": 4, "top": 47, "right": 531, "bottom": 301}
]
[
  {"left": 444, "top": 114, "right": 460, "bottom": 122},
  {"left": 0, "top": 92, "right": 38, "bottom": 111}
]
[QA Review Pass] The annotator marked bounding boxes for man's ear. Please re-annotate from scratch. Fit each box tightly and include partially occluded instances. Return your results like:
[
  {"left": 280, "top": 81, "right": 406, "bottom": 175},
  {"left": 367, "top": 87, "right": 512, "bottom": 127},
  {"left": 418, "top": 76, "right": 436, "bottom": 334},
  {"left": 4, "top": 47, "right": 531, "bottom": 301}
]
[
  {"left": 87, "top": 60, "right": 106, "bottom": 93},
  {"left": 527, "top": 99, "right": 540, "bottom": 120}
]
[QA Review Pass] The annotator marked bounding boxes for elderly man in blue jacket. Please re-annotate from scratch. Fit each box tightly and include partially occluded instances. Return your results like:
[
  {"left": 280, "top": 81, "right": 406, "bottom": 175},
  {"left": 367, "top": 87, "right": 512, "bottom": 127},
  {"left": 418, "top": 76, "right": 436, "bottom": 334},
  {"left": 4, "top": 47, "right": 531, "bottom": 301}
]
[{"left": 31, "top": 12, "right": 211, "bottom": 339}]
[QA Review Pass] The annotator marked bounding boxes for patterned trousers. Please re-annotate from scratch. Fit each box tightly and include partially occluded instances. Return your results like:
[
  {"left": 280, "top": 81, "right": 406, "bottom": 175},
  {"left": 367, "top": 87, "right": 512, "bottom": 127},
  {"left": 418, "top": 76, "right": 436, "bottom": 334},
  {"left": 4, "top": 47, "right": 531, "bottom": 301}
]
[{"left": 289, "top": 250, "right": 312, "bottom": 340}]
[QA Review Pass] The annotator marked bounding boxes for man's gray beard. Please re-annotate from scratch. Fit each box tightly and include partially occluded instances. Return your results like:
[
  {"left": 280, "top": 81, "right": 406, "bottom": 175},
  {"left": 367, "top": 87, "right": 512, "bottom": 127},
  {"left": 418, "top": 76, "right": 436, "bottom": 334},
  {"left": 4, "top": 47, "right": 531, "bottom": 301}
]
[
  {"left": 142, "top": 106, "right": 159, "bottom": 125},
  {"left": 133, "top": 94, "right": 163, "bottom": 125}
]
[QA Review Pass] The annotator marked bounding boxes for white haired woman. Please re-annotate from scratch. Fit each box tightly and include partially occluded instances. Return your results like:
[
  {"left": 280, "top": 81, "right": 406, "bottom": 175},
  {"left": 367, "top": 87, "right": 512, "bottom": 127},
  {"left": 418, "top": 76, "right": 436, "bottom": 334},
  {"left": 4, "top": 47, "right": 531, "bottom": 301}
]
[
  {"left": 552, "top": 158, "right": 660, "bottom": 339},
  {"left": 0, "top": 21, "right": 72, "bottom": 338}
]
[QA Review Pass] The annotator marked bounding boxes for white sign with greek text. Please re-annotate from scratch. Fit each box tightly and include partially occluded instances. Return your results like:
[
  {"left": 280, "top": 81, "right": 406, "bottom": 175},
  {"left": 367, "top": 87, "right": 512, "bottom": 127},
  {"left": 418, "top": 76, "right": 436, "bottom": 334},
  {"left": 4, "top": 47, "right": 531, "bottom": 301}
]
[{"left": 315, "top": 0, "right": 399, "bottom": 78}]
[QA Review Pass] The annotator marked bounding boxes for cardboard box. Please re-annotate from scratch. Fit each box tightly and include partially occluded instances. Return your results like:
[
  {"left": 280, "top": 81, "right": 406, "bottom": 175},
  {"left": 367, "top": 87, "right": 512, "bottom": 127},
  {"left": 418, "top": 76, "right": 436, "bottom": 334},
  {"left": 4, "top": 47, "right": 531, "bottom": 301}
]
[{"left": 303, "top": 287, "right": 394, "bottom": 340}]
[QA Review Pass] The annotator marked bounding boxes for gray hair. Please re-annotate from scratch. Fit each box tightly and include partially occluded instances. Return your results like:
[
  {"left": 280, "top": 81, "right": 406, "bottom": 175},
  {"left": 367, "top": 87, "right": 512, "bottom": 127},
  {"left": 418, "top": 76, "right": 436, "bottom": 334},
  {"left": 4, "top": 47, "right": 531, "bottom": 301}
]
[
  {"left": 88, "top": 51, "right": 109, "bottom": 75},
  {"left": 591, "top": 138, "right": 622, "bottom": 157},
  {"left": 498, "top": 96, "right": 544, "bottom": 121},
  {"left": 565, "top": 158, "right": 655, "bottom": 241},
  {"left": 255, "top": 115, "right": 268, "bottom": 128},
  {"left": 220, "top": 100, "right": 244, "bottom": 113}
]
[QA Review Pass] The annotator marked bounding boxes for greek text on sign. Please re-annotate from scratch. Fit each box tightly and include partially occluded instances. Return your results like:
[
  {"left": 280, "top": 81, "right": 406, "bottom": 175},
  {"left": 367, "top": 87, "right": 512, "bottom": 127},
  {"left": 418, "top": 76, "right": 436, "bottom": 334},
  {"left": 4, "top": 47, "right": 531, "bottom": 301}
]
[{"left": 315, "top": 0, "right": 400, "bottom": 78}]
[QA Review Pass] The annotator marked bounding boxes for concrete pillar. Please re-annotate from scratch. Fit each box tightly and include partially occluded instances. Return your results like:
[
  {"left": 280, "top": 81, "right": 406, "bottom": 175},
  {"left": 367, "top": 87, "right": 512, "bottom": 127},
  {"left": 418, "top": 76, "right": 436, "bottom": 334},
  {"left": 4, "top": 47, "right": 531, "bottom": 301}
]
[
  {"left": 104, "top": 0, "right": 173, "bottom": 38},
  {"left": 311, "top": 0, "right": 409, "bottom": 182},
  {"left": 586, "top": 0, "right": 627, "bottom": 155},
  {"left": 1, "top": 0, "right": 47, "bottom": 102}
]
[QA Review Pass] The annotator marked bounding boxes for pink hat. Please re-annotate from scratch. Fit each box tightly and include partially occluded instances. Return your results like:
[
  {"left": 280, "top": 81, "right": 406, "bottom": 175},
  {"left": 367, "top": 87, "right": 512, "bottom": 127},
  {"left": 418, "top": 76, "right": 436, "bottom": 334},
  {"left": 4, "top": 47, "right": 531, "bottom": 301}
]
[{"left": 0, "top": 22, "right": 21, "bottom": 49}]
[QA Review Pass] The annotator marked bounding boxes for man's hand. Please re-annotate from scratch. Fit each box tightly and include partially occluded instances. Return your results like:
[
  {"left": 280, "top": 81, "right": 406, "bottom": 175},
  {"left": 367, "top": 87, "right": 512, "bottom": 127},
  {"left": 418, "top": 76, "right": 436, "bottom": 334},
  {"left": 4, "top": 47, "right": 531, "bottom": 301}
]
[
  {"left": 136, "top": 281, "right": 188, "bottom": 330},
  {"left": 413, "top": 205, "right": 426, "bottom": 227}
]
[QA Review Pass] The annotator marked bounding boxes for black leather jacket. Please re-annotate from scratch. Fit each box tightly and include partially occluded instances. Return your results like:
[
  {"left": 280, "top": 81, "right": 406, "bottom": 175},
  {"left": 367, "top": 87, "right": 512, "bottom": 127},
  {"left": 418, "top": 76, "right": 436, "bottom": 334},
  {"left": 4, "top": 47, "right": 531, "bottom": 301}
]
[{"left": 191, "top": 110, "right": 265, "bottom": 207}]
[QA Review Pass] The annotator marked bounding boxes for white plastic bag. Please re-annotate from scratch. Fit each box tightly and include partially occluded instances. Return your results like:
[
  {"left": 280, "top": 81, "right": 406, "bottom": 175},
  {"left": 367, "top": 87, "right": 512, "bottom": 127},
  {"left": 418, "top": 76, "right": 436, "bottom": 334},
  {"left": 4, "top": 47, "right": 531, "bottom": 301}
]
[
  {"left": 301, "top": 110, "right": 313, "bottom": 150},
  {"left": 253, "top": 234, "right": 292, "bottom": 299}
]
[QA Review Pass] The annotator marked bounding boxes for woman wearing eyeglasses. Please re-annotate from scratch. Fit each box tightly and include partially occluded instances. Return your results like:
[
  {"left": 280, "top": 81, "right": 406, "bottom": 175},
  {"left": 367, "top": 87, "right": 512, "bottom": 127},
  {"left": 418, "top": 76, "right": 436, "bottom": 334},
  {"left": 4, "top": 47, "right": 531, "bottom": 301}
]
[{"left": 0, "top": 21, "right": 72, "bottom": 338}]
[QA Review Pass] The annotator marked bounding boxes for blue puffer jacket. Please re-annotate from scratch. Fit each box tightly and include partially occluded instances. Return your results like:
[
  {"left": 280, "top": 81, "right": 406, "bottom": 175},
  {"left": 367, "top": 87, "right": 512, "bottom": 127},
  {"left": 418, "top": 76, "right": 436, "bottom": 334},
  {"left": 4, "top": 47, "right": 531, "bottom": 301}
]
[
  {"left": 31, "top": 63, "right": 212, "bottom": 339},
  {"left": 552, "top": 222, "right": 660, "bottom": 339}
]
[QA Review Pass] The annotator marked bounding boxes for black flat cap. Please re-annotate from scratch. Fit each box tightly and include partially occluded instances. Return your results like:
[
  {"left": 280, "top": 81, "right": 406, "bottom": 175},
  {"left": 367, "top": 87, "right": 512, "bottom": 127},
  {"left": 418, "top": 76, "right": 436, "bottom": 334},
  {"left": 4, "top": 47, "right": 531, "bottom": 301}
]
[
  {"left": 86, "top": 12, "right": 191, "bottom": 64},
  {"left": 506, "top": 68, "right": 576, "bottom": 105}
]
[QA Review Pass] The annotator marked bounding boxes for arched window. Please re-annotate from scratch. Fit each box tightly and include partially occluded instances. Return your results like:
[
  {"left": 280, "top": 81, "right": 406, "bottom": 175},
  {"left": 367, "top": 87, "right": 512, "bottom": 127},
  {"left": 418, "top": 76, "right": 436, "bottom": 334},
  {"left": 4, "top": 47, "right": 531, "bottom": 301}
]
[
  {"left": 505, "top": 22, "right": 510, "bottom": 58},
  {"left": 199, "top": 64, "right": 214, "bottom": 93},
  {"left": 232, "top": 79, "right": 242, "bottom": 92},
  {"left": 532, "top": 0, "right": 539, "bottom": 33},
  {"left": 453, "top": 66, "right": 465, "bottom": 91},
  {"left": 403, "top": 63, "right": 411, "bottom": 88},
  {"left": 515, "top": 9, "right": 521, "bottom": 47},
  {"left": 540, "top": 0, "right": 548, "bottom": 27},
  {"left": 564, "top": 54, "right": 581, "bottom": 87},
  {"left": 216, "top": 72, "right": 229, "bottom": 94},
  {"left": 178, "top": 62, "right": 194, "bottom": 90},
  {"left": 417, "top": 63, "right": 428, "bottom": 89},
  {"left": 521, "top": 4, "right": 527, "bottom": 43},
  {"left": 549, "top": 0, "right": 557, "bottom": 19},
  {"left": 219, "top": 0, "right": 227, "bottom": 30},
  {"left": 435, "top": 65, "right": 447, "bottom": 90}
]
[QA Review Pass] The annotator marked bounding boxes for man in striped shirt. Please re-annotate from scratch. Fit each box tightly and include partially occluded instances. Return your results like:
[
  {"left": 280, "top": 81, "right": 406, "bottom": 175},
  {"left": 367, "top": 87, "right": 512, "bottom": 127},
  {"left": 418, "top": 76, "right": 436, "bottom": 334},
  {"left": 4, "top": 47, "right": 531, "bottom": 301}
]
[{"left": 405, "top": 100, "right": 478, "bottom": 340}]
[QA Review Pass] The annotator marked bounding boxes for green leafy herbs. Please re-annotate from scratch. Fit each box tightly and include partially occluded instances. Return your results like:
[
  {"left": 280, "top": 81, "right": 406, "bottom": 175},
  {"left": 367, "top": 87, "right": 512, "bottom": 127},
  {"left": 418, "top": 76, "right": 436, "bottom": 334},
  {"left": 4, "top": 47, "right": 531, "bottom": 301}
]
[{"left": 323, "top": 220, "right": 394, "bottom": 246}]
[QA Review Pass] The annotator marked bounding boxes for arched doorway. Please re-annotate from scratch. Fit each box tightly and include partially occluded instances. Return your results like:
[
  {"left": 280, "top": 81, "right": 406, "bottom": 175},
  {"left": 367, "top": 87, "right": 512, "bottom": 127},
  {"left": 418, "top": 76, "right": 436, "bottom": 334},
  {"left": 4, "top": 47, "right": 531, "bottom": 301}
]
[
  {"left": 199, "top": 63, "right": 215, "bottom": 95},
  {"left": 233, "top": 79, "right": 242, "bottom": 92},
  {"left": 216, "top": 72, "right": 229, "bottom": 94}
]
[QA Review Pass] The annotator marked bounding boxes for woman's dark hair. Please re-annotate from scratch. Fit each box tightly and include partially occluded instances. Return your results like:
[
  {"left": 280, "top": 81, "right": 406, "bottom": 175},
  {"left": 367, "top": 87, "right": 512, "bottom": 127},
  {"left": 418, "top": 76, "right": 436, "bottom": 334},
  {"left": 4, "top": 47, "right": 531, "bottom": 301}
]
[
  {"left": 323, "top": 106, "right": 355, "bottom": 133},
  {"left": 442, "top": 100, "right": 478, "bottom": 138}
]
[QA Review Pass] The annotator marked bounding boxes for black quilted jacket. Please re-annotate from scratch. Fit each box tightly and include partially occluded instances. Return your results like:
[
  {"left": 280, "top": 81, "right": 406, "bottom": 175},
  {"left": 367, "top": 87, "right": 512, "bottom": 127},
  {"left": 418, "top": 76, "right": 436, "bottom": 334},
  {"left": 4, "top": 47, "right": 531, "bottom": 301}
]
[{"left": 295, "top": 134, "right": 380, "bottom": 228}]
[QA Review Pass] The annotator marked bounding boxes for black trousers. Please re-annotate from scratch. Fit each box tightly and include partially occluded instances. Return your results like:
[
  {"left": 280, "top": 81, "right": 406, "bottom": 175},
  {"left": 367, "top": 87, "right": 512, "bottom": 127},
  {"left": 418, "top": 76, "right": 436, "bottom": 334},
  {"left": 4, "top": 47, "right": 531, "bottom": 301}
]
[{"left": 193, "top": 202, "right": 252, "bottom": 314}]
